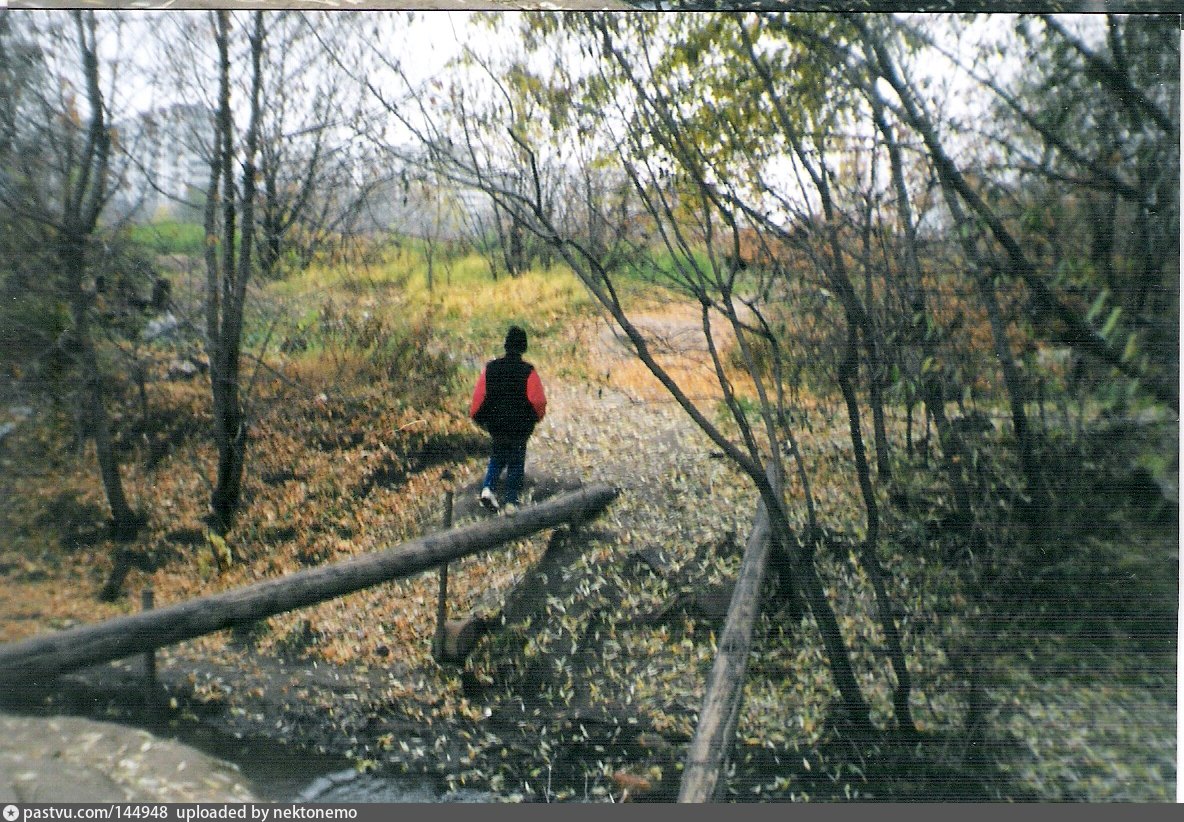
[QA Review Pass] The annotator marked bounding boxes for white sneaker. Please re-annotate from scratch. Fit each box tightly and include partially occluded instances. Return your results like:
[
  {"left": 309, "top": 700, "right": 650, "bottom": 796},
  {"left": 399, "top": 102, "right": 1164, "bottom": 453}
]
[
  {"left": 479, "top": 487, "right": 500, "bottom": 511},
  {"left": 501, "top": 502, "right": 518, "bottom": 517}
]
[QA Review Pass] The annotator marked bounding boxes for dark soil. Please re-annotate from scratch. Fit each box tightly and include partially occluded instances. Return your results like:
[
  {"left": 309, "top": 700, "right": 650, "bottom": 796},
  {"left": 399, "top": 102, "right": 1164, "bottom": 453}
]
[
  {"left": 354, "top": 431, "right": 488, "bottom": 498},
  {"left": 0, "top": 499, "right": 1031, "bottom": 803},
  {"left": 0, "top": 632, "right": 1032, "bottom": 803}
]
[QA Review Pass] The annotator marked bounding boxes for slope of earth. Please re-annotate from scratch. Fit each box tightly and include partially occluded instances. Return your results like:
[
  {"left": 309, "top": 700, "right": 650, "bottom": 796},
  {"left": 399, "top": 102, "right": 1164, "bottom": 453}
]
[{"left": 0, "top": 297, "right": 1174, "bottom": 802}]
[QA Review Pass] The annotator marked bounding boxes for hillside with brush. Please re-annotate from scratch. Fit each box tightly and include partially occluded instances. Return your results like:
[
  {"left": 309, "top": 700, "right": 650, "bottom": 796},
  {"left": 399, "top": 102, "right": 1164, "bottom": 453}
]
[{"left": 0, "top": 10, "right": 1175, "bottom": 804}]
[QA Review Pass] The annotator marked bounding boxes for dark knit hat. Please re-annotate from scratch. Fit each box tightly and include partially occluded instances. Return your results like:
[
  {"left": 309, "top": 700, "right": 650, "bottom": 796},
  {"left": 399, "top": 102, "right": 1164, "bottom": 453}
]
[{"left": 505, "top": 326, "right": 528, "bottom": 355}]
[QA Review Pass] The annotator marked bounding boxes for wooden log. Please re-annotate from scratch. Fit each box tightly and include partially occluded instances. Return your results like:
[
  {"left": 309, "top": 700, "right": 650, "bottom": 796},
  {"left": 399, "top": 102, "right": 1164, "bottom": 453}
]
[
  {"left": 0, "top": 484, "right": 617, "bottom": 690},
  {"left": 678, "top": 498, "right": 773, "bottom": 803}
]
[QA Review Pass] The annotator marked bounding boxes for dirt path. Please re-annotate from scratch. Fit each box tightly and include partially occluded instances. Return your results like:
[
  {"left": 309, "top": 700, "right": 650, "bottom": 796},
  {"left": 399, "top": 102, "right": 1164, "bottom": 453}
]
[
  {"left": 525, "top": 304, "right": 745, "bottom": 491},
  {"left": 525, "top": 309, "right": 754, "bottom": 576}
]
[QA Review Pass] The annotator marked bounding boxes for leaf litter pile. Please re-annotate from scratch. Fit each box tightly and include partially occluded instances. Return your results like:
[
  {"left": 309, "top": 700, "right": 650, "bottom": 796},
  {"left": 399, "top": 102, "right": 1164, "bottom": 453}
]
[{"left": 0, "top": 299, "right": 1174, "bottom": 802}]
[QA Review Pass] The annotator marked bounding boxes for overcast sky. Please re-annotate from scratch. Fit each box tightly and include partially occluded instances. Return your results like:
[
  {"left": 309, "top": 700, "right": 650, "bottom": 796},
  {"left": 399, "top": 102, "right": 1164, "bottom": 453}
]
[{"left": 97, "top": 10, "right": 1110, "bottom": 124}]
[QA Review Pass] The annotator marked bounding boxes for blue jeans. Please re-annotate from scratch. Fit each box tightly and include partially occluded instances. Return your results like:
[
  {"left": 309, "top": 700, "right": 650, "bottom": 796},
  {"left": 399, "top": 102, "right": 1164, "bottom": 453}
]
[{"left": 483, "top": 437, "right": 528, "bottom": 504}]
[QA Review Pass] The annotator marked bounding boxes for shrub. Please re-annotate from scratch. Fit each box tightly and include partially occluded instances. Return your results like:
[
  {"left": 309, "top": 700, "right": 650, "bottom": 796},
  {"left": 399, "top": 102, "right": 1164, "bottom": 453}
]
[{"left": 291, "top": 301, "right": 460, "bottom": 410}]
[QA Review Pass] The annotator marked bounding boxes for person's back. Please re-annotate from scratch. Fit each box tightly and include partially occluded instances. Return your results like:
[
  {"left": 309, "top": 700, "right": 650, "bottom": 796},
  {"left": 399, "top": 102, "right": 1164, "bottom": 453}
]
[
  {"left": 469, "top": 326, "right": 546, "bottom": 511},
  {"left": 473, "top": 352, "right": 539, "bottom": 438}
]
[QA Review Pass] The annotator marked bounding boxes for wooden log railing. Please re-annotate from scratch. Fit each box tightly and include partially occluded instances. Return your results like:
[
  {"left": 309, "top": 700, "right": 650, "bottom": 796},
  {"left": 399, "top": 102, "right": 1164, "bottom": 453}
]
[
  {"left": 678, "top": 497, "right": 773, "bottom": 802},
  {"left": 0, "top": 484, "right": 617, "bottom": 691}
]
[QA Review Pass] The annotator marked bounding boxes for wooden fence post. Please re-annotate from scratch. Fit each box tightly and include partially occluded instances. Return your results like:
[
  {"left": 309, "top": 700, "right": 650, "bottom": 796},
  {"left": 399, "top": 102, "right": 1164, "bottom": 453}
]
[
  {"left": 432, "top": 491, "right": 454, "bottom": 661},
  {"left": 141, "top": 588, "right": 156, "bottom": 703}
]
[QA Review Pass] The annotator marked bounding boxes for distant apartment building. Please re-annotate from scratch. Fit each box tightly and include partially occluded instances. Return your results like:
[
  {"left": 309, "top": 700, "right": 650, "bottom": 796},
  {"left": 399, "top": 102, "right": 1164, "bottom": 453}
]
[
  {"left": 353, "top": 147, "right": 490, "bottom": 242},
  {"left": 114, "top": 103, "right": 212, "bottom": 222}
]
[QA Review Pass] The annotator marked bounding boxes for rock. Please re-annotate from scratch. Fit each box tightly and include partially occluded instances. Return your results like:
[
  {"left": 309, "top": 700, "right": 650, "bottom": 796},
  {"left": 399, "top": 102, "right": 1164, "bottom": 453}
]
[
  {"left": 166, "top": 359, "right": 199, "bottom": 380},
  {"left": 144, "top": 312, "right": 179, "bottom": 342},
  {"left": 7, "top": 759, "right": 125, "bottom": 802},
  {"left": 951, "top": 411, "right": 994, "bottom": 435},
  {"left": 0, "top": 713, "right": 257, "bottom": 802},
  {"left": 436, "top": 616, "right": 498, "bottom": 665},
  {"left": 0, "top": 408, "right": 33, "bottom": 446},
  {"left": 611, "top": 770, "right": 654, "bottom": 801}
]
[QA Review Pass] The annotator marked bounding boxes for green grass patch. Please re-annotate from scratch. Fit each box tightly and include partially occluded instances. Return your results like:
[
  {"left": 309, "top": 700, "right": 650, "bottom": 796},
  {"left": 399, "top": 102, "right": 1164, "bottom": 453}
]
[
  {"left": 275, "top": 247, "right": 600, "bottom": 370},
  {"left": 127, "top": 221, "right": 206, "bottom": 256}
]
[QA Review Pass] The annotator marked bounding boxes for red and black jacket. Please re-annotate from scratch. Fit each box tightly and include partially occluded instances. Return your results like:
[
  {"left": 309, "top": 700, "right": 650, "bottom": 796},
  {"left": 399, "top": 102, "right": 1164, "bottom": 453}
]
[{"left": 470, "top": 354, "right": 547, "bottom": 438}]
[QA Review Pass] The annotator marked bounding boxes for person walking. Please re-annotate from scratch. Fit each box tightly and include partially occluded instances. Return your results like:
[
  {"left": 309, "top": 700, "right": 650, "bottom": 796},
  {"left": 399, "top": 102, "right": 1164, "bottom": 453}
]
[{"left": 470, "top": 326, "right": 547, "bottom": 512}]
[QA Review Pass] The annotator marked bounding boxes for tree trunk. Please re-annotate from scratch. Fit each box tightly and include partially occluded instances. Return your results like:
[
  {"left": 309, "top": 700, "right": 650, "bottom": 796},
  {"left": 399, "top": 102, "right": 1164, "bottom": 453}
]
[
  {"left": 868, "top": 81, "right": 975, "bottom": 531},
  {"left": 755, "top": 477, "right": 871, "bottom": 729},
  {"left": 261, "top": 163, "right": 282, "bottom": 278},
  {"left": 207, "top": 10, "right": 237, "bottom": 533},
  {"left": 508, "top": 214, "right": 525, "bottom": 276},
  {"left": 0, "top": 484, "right": 618, "bottom": 689},
  {"left": 63, "top": 238, "right": 139, "bottom": 544},
  {"left": 923, "top": 377, "right": 975, "bottom": 533},
  {"left": 837, "top": 326, "right": 915, "bottom": 733},
  {"left": 208, "top": 11, "right": 264, "bottom": 534},
  {"left": 572, "top": 235, "right": 873, "bottom": 727},
  {"left": 976, "top": 270, "right": 1037, "bottom": 496},
  {"left": 905, "top": 400, "right": 914, "bottom": 456},
  {"left": 860, "top": 181, "right": 892, "bottom": 483},
  {"left": 46, "top": 15, "right": 139, "bottom": 549},
  {"left": 492, "top": 202, "right": 513, "bottom": 278},
  {"left": 866, "top": 338, "right": 892, "bottom": 482},
  {"left": 927, "top": 145, "right": 1037, "bottom": 501}
]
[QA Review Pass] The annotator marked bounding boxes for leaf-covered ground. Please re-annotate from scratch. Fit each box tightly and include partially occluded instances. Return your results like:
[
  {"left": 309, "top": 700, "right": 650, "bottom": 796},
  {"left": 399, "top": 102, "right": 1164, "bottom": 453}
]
[{"left": 0, "top": 269, "right": 1175, "bottom": 802}]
